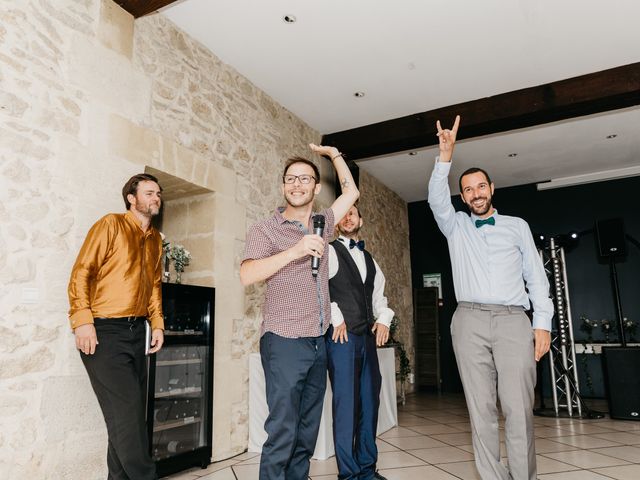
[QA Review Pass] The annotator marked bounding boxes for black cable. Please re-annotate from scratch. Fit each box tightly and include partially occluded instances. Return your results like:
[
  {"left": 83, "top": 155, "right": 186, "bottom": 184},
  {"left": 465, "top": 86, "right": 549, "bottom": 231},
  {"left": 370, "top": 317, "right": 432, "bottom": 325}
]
[{"left": 625, "top": 233, "right": 640, "bottom": 252}]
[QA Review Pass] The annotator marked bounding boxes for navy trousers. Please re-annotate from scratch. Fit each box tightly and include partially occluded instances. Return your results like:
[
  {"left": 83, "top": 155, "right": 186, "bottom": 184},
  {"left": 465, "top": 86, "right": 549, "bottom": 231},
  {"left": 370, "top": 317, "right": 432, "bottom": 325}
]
[
  {"left": 259, "top": 332, "right": 327, "bottom": 480},
  {"left": 326, "top": 328, "right": 382, "bottom": 480}
]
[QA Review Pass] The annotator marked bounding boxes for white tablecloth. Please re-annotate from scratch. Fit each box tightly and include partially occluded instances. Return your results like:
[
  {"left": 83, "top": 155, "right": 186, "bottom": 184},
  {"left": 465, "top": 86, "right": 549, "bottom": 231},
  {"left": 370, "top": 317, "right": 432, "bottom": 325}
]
[{"left": 248, "top": 347, "right": 398, "bottom": 460}]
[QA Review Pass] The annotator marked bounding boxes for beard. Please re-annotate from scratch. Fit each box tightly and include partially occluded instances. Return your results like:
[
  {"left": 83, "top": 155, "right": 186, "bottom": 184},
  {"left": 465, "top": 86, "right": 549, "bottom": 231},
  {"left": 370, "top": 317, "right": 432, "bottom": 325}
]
[
  {"left": 467, "top": 195, "right": 493, "bottom": 216},
  {"left": 337, "top": 222, "right": 360, "bottom": 237},
  {"left": 134, "top": 202, "right": 161, "bottom": 217}
]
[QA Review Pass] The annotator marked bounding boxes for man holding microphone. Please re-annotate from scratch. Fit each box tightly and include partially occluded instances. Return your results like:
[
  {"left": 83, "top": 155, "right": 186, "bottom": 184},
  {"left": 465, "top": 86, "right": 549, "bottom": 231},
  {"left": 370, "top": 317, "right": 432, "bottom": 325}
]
[{"left": 241, "top": 144, "right": 359, "bottom": 480}]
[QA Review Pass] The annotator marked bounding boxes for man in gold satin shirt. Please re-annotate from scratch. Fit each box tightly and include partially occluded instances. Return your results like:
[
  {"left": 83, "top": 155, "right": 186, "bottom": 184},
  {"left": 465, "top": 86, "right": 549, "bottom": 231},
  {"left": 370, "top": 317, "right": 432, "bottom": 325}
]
[{"left": 68, "top": 173, "right": 165, "bottom": 480}]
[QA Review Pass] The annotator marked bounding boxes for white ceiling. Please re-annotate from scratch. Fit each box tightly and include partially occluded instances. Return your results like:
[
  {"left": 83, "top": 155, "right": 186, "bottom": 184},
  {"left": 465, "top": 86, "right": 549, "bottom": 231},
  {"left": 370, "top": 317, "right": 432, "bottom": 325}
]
[{"left": 163, "top": 0, "right": 640, "bottom": 202}]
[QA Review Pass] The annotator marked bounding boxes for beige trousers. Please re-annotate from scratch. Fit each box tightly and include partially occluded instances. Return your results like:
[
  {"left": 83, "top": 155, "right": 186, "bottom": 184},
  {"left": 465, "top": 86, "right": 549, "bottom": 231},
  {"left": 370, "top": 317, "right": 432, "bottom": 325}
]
[{"left": 451, "top": 302, "right": 537, "bottom": 480}]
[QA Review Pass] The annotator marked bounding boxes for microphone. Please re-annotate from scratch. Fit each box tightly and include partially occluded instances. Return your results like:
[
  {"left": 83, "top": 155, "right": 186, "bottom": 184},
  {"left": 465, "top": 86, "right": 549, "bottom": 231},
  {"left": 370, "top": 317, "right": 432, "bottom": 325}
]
[{"left": 311, "top": 214, "right": 325, "bottom": 277}]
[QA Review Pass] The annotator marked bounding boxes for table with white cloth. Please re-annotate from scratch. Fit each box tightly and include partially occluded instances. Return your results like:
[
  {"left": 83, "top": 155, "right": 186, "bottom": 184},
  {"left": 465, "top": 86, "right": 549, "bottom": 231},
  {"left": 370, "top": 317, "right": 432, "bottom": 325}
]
[{"left": 248, "top": 346, "right": 398, "bottom": 460}]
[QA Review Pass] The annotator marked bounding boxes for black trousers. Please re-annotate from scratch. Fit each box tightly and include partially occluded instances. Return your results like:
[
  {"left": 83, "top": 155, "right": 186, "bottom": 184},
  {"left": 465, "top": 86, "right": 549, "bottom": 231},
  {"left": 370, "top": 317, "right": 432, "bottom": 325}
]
[{"left": 81, "top": 318, "right": 157, "bottom": 480}]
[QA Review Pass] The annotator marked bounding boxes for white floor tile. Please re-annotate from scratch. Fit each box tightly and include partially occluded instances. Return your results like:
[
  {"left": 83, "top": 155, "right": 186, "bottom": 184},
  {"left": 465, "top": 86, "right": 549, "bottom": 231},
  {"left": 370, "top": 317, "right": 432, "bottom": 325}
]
[
  {"left": 379, "top": 465, "right": 460, "bottom": 479},
  {"left": 232, "top": 463, "right": 259, "bottom": 480},
  {"left": 592, "top": 464, "right": 640, "bottom": 480},
  {"left": 160, "top": 393, "right": 640, "bottom": 480},
  {"left": 543, "top": 449, "right": 630, "bottom": 468},
  {"left": 410, "top": 445, "right": 474, "bottom": 464}
]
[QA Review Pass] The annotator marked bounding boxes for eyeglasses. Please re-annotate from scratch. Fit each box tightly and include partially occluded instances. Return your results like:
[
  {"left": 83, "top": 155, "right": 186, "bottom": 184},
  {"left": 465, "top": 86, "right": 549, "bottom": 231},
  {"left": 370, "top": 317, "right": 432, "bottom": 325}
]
[{"left": 282, "top": 174, "right": 317, "bottom": 185}]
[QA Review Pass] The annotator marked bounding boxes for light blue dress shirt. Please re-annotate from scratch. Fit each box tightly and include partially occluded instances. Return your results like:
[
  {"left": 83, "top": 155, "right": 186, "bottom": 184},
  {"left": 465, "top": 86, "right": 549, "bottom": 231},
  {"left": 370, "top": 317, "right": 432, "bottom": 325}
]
[{"left": 428, "top": 160, "right": 553, "bottom": 331}]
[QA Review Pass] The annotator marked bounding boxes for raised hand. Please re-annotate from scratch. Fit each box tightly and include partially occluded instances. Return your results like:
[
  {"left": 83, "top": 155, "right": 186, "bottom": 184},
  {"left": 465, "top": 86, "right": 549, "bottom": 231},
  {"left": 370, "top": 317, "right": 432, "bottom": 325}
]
[
  {"left": 436, "top": 115, "right": 461, "bottom": 163},
  {"left": 309, "top": 143, "right": 340, "bottom": 160}
]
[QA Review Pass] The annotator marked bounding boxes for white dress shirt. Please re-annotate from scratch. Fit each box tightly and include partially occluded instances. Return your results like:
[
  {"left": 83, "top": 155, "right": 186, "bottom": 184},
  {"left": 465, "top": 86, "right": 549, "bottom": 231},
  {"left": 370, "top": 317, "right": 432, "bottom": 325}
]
[
  {"left": 428, "top": 160, "right": 553, "bottom": 331},
  {"left": 328, "top": 236, "right": 395, "bottom": 329}
]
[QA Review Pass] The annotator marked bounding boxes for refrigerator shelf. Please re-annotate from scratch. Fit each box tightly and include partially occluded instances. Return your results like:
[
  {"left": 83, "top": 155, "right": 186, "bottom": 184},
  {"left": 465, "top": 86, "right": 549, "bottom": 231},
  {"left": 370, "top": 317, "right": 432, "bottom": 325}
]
[{"left": 153, "top": 416, "right": 202, "bottom": 432}]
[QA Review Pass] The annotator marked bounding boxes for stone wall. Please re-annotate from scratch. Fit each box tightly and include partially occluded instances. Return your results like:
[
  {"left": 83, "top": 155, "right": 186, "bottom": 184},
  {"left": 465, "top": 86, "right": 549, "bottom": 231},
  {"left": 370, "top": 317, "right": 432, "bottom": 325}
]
[
  {"left": 358, "top": 171, "right": 415, "bottom": 391},
  {"left": 0, "top": 1, "right": 413, "bottom": 478},
  {"left": 161, "top": 192, "right": 216, "bottom": 287}
]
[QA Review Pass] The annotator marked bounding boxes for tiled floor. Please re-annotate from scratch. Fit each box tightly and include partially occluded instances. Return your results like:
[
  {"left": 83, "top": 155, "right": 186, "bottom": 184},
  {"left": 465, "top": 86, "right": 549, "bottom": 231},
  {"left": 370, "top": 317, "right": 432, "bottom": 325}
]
[{"left": 167, "top": 393, "right": 640, "bottom": 480}]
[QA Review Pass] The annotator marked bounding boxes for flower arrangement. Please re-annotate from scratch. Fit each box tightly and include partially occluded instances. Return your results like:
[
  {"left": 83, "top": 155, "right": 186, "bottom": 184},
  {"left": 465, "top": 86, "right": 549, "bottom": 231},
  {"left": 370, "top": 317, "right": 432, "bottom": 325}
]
[{"left": 166, "top": 243, "right": 191, "bottom": 284}]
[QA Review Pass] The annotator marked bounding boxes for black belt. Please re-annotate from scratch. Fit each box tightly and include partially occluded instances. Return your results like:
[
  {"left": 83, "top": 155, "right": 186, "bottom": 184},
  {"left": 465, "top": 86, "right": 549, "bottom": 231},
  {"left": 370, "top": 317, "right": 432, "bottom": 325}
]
[{"left": 94, "top": 316, "right": 147, "bottom": 322}]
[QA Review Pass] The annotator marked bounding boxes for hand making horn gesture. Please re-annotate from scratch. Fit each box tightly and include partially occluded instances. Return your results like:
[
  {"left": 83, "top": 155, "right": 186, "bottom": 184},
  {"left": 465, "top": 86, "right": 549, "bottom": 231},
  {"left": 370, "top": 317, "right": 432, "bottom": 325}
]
[{"left": 436, "top": 115, "right": 461, "bottom": 163}]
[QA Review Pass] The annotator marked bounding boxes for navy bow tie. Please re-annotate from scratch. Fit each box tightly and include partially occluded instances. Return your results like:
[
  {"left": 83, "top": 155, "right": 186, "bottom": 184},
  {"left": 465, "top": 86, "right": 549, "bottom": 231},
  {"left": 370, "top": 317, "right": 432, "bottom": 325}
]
[
  {"left": 349, "top": 239, "right": 365, "bottom": 251},
  {"left": 475, "top": 217, "right": 496, "bottom": 228}
]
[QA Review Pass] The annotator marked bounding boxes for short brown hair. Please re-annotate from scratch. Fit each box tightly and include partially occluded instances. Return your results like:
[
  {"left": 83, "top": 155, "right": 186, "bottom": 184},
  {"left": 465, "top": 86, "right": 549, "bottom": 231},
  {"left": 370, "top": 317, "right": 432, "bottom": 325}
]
[
  {"left": 283, "top": 156, "right": 320, "bottom": 183},
  {"left": 459, "top": 167, "right": 492, "bottom": 193},
  {"left": 122, "top": 173, "right": 162, "bottom": 209}
]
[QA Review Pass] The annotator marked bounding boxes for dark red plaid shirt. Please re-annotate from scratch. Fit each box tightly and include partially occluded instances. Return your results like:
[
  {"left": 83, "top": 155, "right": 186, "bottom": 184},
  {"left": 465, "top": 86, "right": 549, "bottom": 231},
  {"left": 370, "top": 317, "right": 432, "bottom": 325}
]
[{"left": 243, "top": 207, "right": 335, "bottom": 338}]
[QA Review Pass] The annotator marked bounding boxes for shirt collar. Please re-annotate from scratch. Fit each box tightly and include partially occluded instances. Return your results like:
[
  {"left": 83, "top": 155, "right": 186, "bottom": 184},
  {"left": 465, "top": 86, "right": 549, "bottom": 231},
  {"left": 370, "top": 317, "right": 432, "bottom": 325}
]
[
  {"left": 275, "top": 207, "right": 317, "bottom": 226},
  {"left": 125, "top": 210, "right": 154, "bottom": 236},
  {"left": 338, "top": 235, "right": 358, "bottom": 244},
  {"left": 470, "top": 208, "right": 498, "bottom": 223}
]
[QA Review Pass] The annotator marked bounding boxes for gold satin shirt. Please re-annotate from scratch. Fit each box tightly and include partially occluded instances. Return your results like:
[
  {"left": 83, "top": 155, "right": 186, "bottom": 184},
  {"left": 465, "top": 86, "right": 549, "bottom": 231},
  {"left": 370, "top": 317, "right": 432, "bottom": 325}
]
[{"left": 68, "top": 211, "right": 164, "bottom": 330}]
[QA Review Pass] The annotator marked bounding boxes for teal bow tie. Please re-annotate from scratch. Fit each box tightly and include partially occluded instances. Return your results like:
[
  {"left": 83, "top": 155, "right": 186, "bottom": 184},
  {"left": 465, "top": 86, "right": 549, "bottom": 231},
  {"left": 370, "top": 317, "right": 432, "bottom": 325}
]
[{"left": 475, "top": 217, "right": 495, "bottom": 228}]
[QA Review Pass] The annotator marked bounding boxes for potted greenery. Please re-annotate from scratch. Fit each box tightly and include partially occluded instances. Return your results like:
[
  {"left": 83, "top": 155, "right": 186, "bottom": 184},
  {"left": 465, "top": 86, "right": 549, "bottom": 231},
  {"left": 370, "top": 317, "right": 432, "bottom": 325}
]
[{"left": 388, "top": 316, "right": 412, "bottom": 405}]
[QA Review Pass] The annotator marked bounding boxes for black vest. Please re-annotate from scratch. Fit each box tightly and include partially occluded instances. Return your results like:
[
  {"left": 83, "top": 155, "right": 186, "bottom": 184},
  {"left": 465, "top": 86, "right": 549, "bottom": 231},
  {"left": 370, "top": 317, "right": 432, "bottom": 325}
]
[{"left": 329, "top": 240, "right": 376, "bottom": 335}]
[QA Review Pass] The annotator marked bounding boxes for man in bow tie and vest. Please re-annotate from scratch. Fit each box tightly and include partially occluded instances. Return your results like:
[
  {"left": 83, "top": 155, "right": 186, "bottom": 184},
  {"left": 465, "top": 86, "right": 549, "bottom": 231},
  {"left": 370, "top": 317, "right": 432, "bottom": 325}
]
[
  {"left": 428, "top": 116, "right": 553, "bottom": 480},
  {"left": 327, "top": 204, "right": 394, "bottom": 480}
]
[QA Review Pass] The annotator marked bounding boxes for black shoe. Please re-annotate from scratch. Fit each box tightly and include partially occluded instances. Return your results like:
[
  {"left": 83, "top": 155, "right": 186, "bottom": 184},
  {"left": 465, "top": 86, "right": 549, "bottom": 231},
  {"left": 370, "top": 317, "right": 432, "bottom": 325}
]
[{"left": 373, "top": 472, "right": 388, "bottom": 480}]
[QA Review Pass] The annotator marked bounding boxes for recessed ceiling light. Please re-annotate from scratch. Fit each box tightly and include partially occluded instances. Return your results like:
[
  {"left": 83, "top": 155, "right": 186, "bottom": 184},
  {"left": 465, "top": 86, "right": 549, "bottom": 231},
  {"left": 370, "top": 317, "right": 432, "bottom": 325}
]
[
  {"left": 508, "top": 153, "right": 518, "bottom": 157},
  {"left": 283, "top": 15, "right": 296, "bottom": 23},
  {"left": 354, "top": 91, "right": 365, "bottom": 98},
  {"left": 606, "top": 134, "right": 617, "bottom": 139},
  {"left": 408, "top": 151, "right": 418, "bottom": 156}
]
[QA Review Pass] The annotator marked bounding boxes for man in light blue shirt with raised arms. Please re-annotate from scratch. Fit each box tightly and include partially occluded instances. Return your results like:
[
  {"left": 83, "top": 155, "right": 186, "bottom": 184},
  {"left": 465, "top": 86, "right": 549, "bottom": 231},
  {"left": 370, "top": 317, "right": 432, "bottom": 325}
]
[{"left": 428, "top": 115, "right": 553, "bottom": 480}]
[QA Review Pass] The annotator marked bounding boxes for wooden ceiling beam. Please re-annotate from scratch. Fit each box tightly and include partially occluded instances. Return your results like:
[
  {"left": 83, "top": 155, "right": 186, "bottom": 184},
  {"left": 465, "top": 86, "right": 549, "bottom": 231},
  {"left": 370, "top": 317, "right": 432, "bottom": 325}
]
[
  {"left": 322, "top": 62, "right": 640, "bottom": 161},
  {"left": 113, "top": 0, "right": 180, "bottom": 18}
]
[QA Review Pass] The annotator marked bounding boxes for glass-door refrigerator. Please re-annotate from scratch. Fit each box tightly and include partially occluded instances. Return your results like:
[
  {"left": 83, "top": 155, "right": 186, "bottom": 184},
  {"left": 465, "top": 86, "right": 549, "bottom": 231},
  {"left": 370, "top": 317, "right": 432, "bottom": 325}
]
[{"left": 148, "top": 283, "right": 215, "bottom": 478}]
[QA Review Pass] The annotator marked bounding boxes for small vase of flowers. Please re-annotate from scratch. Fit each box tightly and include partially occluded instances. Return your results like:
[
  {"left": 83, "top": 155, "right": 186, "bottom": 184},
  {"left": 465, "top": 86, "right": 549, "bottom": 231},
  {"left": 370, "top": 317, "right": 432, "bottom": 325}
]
[{"left": 167, "top": 244, "right": 191, "bottom": 284}]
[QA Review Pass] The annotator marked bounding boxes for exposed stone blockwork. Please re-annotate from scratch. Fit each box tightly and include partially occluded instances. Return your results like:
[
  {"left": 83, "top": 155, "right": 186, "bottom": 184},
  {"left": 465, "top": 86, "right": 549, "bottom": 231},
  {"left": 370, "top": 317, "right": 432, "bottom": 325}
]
[
  {"left": 358, "top": 171, "right": 415, "bottom": 391},
  {"left": 0, "top": 1, "right": 413, "bottom": 477}
]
